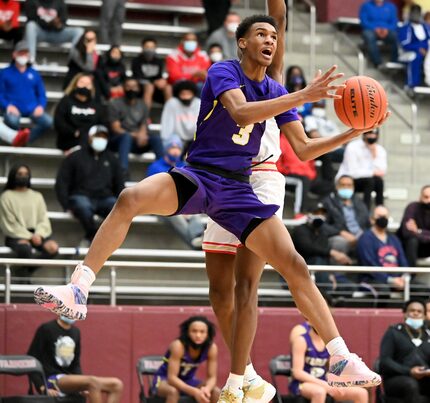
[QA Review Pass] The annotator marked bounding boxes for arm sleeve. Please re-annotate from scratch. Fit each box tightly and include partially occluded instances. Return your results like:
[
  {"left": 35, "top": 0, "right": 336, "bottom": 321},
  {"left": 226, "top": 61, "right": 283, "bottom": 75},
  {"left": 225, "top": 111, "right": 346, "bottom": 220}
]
[
  {"left": 69, "top": 331, "right": 82, "bottom": 375},
  {"left": 55, "top": 158, "right": 73, "bottom": 210},
  {"left": 34, "top": 71, "right": 47, "bottom": 108},
  {"left": 357, "top": 233, "right": 389, "bottom": 283},
  {"left": 380, "top": 328, "right": 412, "bottom": 376},
  {"left": 392, "top": 235, "right": 409, "bottom": 267},
  {"left": 131, "top": 57, "right": 142, "bottom": 80},
  {"left": 34, "top": 193, "right": 52, "bottom": 238},
  {"left": 166, "top": 54, "right": 188, "bottom": 83},
  {"left": 388, "top": 5, "right": 398, "bottom": 31},
  {"left": 359, "top": 3, "right": 373, "bottom": 31},
  {"left": 0, "top": 195, "right": 33, "bottom": 239},
  {"left": 54, "top": 97, "right": 78, "bottom": 139},
  {"left": 373, "top": 146, "right": 387, "bottom": 173},
  {"left": 58, "top": 0, "right": 67, "bottom": 25},
  {"left": 340, "top": 142, "right": 369, "bottom": 178},
  {"left": 69, "top": 49, "right": 91, "bottom": 71},
  {"left": 27, "top": 326, "right": 47, "bottom": 392},
  {"left": 24, "top": 0, "right": 38, "bottom": 22},
  {"left": 206, "top": 62, "right": 241, "bottom": 99},
  {"left": 0, "top": 70, "right": 10, "bottom": 110},
  {"left": 111, "top": 156, "right": 125, "bottom": 196},
  {"left": 11, "top": 2, "right": 20, "bottom": 27},
  {"left": 108, "top": 101, "right": 121, "bottom": 125}
]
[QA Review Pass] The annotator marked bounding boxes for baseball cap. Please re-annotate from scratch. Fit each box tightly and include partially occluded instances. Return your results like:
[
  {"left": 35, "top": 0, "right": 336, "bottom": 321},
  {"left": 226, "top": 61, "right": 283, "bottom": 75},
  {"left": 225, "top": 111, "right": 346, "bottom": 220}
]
[
  {"left": 14, "top": 41, "right": 29, "bottom": 52},
  {"left": 88, "top": 125, "right": 109, "bottom": 137}
]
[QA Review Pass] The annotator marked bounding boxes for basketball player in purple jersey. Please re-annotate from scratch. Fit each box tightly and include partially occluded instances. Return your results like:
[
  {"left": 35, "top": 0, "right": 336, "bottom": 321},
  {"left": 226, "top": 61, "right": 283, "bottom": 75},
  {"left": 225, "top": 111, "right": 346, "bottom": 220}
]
[{"left": 34, "top": 14, "right": 389, "bottom": 400}]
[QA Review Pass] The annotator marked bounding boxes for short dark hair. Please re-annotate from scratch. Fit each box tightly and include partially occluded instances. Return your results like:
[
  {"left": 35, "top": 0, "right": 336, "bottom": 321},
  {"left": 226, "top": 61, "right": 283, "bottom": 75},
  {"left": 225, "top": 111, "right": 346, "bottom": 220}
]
[
  {"left": 403, "top": 299, "right": 426, "bottom": 313},
  {"left": 337, "top": 175, "right": 354, "bottom": 184},
  {"left": 173, "top": 80, "right": 198, "bottom": 98},
  {"left": 235, "top": 14, "right": 278, "bottom": 42},
  {"left": 142, "top": 37, "right": 157, "bottom": 46},
  {"left": 179, "top": 316, "right": 216, "bottom": 351},
  {"left": 208, "top": 43, "right": 223, "bottom": 51}
]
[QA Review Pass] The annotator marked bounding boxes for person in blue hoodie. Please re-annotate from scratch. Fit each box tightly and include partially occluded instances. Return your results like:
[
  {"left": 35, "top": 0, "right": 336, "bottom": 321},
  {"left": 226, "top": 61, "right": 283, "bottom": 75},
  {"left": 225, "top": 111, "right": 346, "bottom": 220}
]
[
  {"left": 0, "top": 40, "right": 52, "bottom": 142},
  {"left": 398, "top": 4, "right": 430, "bottom": 88},
  {"left": 359, "top": 0, "right": 399, "bottom": 67}
]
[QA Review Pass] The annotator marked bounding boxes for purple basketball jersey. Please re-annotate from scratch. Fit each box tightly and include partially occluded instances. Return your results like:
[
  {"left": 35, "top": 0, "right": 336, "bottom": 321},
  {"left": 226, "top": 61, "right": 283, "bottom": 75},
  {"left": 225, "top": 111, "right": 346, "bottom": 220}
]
[{"left": 186, "top": 60, "right": 299, "bottom": 175}]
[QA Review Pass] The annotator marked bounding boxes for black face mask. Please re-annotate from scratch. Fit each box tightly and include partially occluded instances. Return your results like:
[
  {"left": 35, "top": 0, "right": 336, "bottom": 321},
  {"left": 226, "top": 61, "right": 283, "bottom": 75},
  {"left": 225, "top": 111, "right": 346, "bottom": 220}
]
[
  {"left": 365, "top": 137, "right": 378, "bottom": 144},
  {"left": 15, "top": 175, "right": 30, "bottom": 188},
  {"left": 74, "top": 87, "right": 92, "bottom": 99},
  {"left": 375, "top": 216, "right": 389, "bottom": 229},
  {"left": 142, "top": 49, "right": 156, "bottom": 61},
  {"left": 421, "top": 202, "right": 430, "bottom": 210},
  {"left": 311, "top": 218, "right": 325, "bottom": 228},
  {"left": 179, "top": 98, "right": 192, "bottom": 106},
  {"left": 125, "top": 90, "right": 139, "bottom": 100},
  {"left": 109, "top": 57, "right": 121, "bottom": 65}
]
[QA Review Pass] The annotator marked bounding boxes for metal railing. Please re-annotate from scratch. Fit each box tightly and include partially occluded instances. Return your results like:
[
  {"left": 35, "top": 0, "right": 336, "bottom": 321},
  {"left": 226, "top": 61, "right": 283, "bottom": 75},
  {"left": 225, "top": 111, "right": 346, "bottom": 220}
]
[
  {"left": 287, "top": 0, "right": 316, "bottom": 78},
  {"left": 1, "top": 258, "right": 428, "bottom": 306},
  {"left": 333, "top": 31, "right": 365, "bottom": 76}
]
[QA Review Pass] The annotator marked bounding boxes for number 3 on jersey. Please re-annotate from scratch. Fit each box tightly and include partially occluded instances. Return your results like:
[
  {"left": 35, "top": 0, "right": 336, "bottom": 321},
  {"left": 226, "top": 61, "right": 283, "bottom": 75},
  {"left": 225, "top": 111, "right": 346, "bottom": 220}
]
[{"left": 232, "top": 124, "right": 254, "bottom": 146}]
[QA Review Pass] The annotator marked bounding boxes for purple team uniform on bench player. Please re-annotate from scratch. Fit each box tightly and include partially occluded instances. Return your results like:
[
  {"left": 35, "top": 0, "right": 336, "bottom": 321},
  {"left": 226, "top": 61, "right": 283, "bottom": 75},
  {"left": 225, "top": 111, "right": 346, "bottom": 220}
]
[{"left": 170, "top": 59, "right": 299, "bottom": 243}]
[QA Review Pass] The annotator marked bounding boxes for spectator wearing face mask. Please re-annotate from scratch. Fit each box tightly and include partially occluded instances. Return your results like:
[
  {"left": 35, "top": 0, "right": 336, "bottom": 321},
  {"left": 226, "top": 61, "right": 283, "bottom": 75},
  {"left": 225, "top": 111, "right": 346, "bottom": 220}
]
[
  {"left": 166, "top": 32, "right": 210, "bottom": 92},
  {"left": 206, "top": 11, "right": 241, "bottom": 60},
  {"left": 336, "top": 128, "right": 387, "bottom": 210},
  {"left": 399, "top": 5, "right": 430, "bottom": 88},
  {"left": 0, "top": 0, "right": 23, "bottom": 44},
  {"left": 397, "top": 185, "right": 430, "bottom": 266},
  {"left": 54, "top": 72, "right": 104, "bottom": 153},
  {"left": 0, "top": 40, "right": 52, "bottom": 143},
  {"left": 131, "top": 37, "right": 172, "bottom": 109},
  {"left": 97, "top": 45, "right": 126, "bottom": 99},
  {"left": 108, "top": 76, "right": 164, "bottom": 174},
  {"left": 285, "top": 65, "right": 312, "bottom": 118},
  {"left": 160, "top": 80, "right": 200, "bottom": 154},
  {"left": 321, "top": 175, "right": 370, "bottom": 258},
  {"left": 208, "top": 43, "right": 224, "bottom": 64},
  {"left": 55, "top": 125, "right": 124, "bottom": 246},
  {"left": 0, "top": 164, "right": 58, "bottom": 280}
]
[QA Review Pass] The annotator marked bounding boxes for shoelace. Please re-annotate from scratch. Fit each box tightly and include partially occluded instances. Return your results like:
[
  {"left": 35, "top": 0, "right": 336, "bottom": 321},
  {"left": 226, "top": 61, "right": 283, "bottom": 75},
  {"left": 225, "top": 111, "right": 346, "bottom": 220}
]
[{"left": 220, "top": 389, "right": 243, "bottom": 403}]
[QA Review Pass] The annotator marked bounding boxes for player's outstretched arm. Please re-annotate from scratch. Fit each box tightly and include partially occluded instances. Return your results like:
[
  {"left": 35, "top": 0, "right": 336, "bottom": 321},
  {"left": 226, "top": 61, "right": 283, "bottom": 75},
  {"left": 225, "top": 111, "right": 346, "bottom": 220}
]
[
  {"left": 281, "top": 110, "right": 390, "bottom": 161},
  {"left": 267, "top": 0, "right": 287, "bottom": 84},
  {"left": 219, "top": 65, "right": 344, "bottom": 127}
]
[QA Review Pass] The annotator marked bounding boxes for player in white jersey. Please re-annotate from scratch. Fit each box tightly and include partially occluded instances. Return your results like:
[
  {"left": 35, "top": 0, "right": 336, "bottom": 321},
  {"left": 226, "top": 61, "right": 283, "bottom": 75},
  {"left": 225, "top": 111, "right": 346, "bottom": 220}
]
[{"left": 203, "top": 2, "right": 287, "bottom": 402}]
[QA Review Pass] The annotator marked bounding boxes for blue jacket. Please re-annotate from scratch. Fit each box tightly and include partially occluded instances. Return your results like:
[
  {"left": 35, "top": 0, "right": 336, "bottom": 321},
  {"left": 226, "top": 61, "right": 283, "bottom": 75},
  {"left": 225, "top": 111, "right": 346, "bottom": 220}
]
[
  {"left": 359, "top": 0, "right": 398, "bottom": 31},
  {"left": 146, "top": 158, "right": 186, "bottom": 177},
  {"left": 0, "top": 63, "right": 47, "bottom": 116},
  {"left": 357, "top": 229, "right": 408, "bottom": 283},
  {"left": 398, "top": 22, "right": 430, "bottom": 52}
]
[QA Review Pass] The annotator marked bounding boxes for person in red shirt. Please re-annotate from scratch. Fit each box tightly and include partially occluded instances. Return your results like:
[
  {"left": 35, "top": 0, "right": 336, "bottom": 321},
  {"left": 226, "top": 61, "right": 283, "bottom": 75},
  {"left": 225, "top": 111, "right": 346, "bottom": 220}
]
[
  {"left": 166, "top": 32, "right": 210, "bottom": 94},
  {"left": 0, "top": 0, "right": 22, "bottom": 44}
]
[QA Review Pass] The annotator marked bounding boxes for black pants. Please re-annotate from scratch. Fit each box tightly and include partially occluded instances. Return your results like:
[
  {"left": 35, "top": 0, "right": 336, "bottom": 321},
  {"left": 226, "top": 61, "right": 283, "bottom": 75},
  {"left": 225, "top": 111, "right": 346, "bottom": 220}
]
[
  {"left": 0, "top": 27, "right": 23, "bottom": 44},
  {"left": 202, "top": 0, "right": 231, "bottom": 34},
  {"left": 403, "top": 236, "right": 430, "bottom": 267},
  {"left": 384, "top": 376, "right": 430, "bottom": 403},
  {"left": 354, "top": 176, "right": 384, "bottom": 209}
]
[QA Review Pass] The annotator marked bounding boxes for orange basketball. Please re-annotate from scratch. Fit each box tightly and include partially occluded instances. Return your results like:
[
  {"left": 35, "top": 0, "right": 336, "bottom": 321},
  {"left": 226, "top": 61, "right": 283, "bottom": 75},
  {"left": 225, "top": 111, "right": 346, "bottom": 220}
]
[{"left": 334, "top": 76, "right": 387, "bottom": 130}]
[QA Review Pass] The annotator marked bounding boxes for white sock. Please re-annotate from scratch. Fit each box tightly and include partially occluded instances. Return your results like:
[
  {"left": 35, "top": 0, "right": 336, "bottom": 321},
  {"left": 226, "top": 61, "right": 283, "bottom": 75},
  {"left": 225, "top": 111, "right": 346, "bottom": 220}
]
[
  {"left": 0, "top": 120, "right": 17, "bottom": 143},
  {"left": 71, "top": 264, "right": 96, "bottom": 295},
  {"left": 244, "top": 363, "right": 259, "bottom": 385},
  {"left": 326, "top": 336, "right": 350, "bottom": 357},
  {"left": 225, "top": 373, "right": 244, "bottom": 394}
]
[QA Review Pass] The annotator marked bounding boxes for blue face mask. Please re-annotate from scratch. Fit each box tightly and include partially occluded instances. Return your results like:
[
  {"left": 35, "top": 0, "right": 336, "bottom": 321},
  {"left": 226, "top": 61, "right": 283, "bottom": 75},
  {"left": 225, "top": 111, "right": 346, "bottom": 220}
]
[
  {"left": 337, "top": 188, "right": 354, "bottom": 200},
  {"left": 183, "top": 40, "right": 197, "bottom": 53},
  {"left": 60, "top": 315, "right": 76, "bottom": 325},
  {"left": 406, "top": 317, "right": 424, "bottom": 330},
  {"left": 167, "top": 153, "right": 181, "bottom": 164}
]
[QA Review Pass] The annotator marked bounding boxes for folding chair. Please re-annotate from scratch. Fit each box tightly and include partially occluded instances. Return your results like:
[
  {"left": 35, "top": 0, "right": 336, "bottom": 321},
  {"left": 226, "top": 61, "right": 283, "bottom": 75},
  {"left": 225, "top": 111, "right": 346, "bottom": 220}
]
[
  {"left": 137, "top": 355, "right": 195, "bottom": 403},
  {"left": 0, "top": 355, "right": 84, "bottom": 403}
]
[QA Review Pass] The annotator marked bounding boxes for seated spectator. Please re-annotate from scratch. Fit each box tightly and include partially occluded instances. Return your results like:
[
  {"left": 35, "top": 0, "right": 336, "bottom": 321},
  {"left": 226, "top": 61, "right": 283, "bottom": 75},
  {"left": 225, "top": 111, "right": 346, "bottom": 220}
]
[
  {"left": 160, "top": 80, "right": 200, "bottom": 154},
  {"left": 336, "top": 129, "right": 387, "bottom": 209},
  {"left": 285, "top": 65, "right": 312, "bottom": 118},
  {"left": 0, "top": 0, "right": 22, "bottom": 44},
  {"left": 152, "top": 316, "right": 220, "bottom": 403},
  {"left": 289, "top": 317, "right": 368, "bottom": 402},
  {"left": 166, "top": 32, "right": 210, "bottom": 92},
  {"left": 108, "top": 76, "right": 164, "bottom": 174},
  {"left": 380, "top": 299, "right": 430, "bottom": 403},
  {"left": 147, "top": 136, "right": 205, "bottom": 249},
  {"left": 55, "top": 125, "right": 124, "bottom": 246},
  {"left": 28, "top": 315, "right": 123, "bottom": 401},
  {"left": 208, "top": 43, "right": 224, "bottom": 64},
  {"left": 202, "top": 0, "right": 233, "bottom": 35},
  {"left": 99, "top": 0, "right": 125, "bottom": 46},
  {"left": 399, "top": 5, "right": 430, "bottom": 88},
  {"left": 357, "top": 205, "right": 407, "bottom": 293},
  {"left": 403, "top": 0, "right": 430, "bottom": 21},
  {"left": 292, "top": 203, "right": 357, "bottom": 296},
  {"left": 97, "top": 45, "right": 126, "bottom": 99},
  {"left": 0, "top": 120, "right": 29, "bottom": 147},
  {"left": 63, "top": 30, "right": 108, "bottom": 101},
  {"left": 206, "top": 11, "right": 241, "bottom": 60},
  {"left": 359, "top": 0, "right": 399, "bottom": 68},
  {"left": 0, "top": 41, "right": 52, "bottom": 143},
  {"left": 24, "top": 0, "right": 83, "bottom": 63},
  {"left": 54, "top": 72, "right": 104, "bottom": 153},
  {"left": 0, "top": 164, "right": 58, "bottom": 280},
  {"left": 397, "top": 184, "right": 430, "bottom": 266},
  {"left": 322, "top": 175, "right": 370, "bottom": 258},
  {"left": 131, "top": 37, "right": 172, "bottom": 109},
  {"left": 277, "top": 134, "right": 334, "bottom": 217},
  {"left": 304, "top": 99, "right": 344, "bottom": 162}
]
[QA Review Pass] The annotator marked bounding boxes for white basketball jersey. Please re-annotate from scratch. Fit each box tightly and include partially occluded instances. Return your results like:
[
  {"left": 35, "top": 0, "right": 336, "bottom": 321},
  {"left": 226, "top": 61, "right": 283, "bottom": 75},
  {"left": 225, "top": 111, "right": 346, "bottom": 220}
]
[{"left": 252, "top": 117, "right": 281, "bottom": 163}]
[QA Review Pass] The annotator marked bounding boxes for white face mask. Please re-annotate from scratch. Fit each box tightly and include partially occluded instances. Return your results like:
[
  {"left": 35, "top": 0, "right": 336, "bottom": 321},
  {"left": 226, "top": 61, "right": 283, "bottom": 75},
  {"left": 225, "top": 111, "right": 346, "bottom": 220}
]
[
  {"left": 15, "top": 55, "right": 29, "bottom": 66},
  {"left": 91, "top": 137, "right": 108, "bottom": 152},
  {"left": 210, "top": 52, "right": 223, "bottom": 63},
  {"left": 183, "top": 40, "right": 197, "bottom": 53},
  {"left": 312, "top": 108, "right": 326, "bottom": 118},
  {"left": 226, "top": 22, "right": 239, "bottom": 33}
]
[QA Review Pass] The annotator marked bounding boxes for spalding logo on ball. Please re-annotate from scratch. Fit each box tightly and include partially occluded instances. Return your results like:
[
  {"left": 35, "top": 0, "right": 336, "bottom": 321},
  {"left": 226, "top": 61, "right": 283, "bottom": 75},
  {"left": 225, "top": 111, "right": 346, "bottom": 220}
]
[{"left": 334, "top": 76, "right": 388, "bottom": 130}]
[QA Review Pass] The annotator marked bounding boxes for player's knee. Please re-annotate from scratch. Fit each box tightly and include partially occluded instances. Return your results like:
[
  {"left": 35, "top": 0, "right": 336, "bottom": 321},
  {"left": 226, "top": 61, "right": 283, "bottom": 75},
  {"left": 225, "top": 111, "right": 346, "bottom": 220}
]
[
  {"left": 44, "top": 240, "right": 59, "bottom": 255},
  {"left": 86, "top": 376, "right": 102, "bottom": 391},
  {"left": 111, "top": 378, "right": 123, "bottom": 393},
  {"left": 235, "top": 277, "right": 259, "bottom": 305},
  {"left": 209, "top": 285, "right": 233, "bottom": 314},
  {"left": 312, "top": 386, "right": 327, "bottom": 399},
  {"left": 117, "top": 188, "right": 140, "bottom": 216},
  {"left": 167, "top": 386, "right": 180, "bottom": 398}
]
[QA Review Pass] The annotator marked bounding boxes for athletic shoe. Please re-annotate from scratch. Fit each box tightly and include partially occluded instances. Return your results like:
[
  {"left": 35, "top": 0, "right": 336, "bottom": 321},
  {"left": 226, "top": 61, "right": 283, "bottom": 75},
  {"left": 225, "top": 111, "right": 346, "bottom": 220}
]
[
  {"left": 218, "top": 387, "right": 244, "bottom": 403},
  {"left": 243, "top": 377, "right": 276, "bottom": 403},
  {"left": 327, "top": 353, "right": 381, "bottom": 387},
  {"left": 11, "top": 128, "right": 30, "bottom": 147}
]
